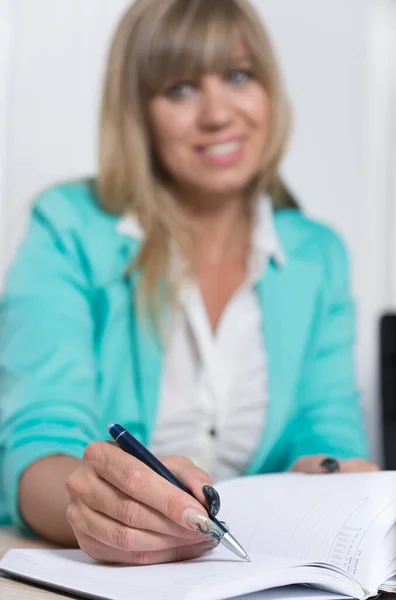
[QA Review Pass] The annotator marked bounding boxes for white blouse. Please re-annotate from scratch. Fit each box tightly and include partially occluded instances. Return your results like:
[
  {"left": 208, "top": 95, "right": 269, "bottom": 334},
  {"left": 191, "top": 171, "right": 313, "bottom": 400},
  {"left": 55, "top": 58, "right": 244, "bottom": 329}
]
[{"left": 117, "top": 197, "right": 285, "bottom": 482}]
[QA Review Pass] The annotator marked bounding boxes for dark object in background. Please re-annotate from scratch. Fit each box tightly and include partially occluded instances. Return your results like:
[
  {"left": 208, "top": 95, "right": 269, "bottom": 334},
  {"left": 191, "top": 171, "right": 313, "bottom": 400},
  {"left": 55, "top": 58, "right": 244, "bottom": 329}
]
[
  {"left": 320, "top": 458, "right": 340, "bottom": 473},
  {"left": 380, "top": 314, "right": 396, "bottom": 469}
]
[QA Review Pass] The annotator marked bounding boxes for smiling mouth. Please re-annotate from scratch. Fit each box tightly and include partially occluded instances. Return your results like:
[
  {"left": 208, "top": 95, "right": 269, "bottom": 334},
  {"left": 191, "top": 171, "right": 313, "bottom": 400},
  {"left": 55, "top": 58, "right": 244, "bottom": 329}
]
[{"left": 201, "top": 141, "right": 242, "bottom": 157}]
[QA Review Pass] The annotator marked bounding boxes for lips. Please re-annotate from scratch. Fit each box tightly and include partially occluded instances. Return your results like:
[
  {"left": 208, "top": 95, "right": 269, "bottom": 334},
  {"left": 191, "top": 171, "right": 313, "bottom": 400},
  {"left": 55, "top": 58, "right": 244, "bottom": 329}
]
[{"left": 196, "top": 138, "right": 245, "bottom": 167}]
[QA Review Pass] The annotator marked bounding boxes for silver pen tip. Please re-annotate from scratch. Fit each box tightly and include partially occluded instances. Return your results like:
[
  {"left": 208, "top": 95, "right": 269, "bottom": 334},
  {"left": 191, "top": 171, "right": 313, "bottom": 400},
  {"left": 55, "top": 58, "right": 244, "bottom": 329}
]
[{"left": 244, "top": 554, "right": 251, "bottom": 562}]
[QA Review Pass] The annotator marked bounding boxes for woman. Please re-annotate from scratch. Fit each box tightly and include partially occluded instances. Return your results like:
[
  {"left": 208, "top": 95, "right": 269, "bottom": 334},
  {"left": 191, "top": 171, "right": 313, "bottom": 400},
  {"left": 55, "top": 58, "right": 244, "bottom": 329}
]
[{"left": 0, "top": 0, "right": 377, "bottom": 564}]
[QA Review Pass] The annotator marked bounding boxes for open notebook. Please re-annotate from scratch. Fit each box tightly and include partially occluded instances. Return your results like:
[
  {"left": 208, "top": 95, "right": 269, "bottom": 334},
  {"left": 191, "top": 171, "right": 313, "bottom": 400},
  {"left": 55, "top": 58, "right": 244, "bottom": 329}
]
[{"left": 1, "top": 472, "right": 396, "bottom": 600}]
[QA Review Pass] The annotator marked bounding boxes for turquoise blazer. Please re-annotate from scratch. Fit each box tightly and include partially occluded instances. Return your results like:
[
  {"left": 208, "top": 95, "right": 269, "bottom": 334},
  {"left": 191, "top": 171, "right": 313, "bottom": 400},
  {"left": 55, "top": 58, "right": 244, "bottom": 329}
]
[{"left": 0, "top": 180, "right": 368, "bottom": 530}]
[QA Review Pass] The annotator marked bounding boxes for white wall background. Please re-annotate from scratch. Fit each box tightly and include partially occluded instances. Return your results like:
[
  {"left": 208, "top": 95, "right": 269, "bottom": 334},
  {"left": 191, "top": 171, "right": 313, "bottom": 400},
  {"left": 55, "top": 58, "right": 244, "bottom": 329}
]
[
  {"left": 0, "top": 0, "right": 395, "bottom": 463},
  {"left": 0, "top": 0, "right": 13, "bottom": 281}
]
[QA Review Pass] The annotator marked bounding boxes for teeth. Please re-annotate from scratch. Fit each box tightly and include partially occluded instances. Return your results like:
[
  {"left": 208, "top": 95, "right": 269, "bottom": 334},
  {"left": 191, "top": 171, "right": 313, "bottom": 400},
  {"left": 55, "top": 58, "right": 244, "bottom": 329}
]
[{"left": 204, "top": 142, "right": 240, "bottom": 156}]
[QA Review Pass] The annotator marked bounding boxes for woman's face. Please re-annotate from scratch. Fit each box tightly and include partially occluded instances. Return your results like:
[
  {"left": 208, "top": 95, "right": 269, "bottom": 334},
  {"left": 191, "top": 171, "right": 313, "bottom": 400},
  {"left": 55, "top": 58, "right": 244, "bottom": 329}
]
[{"left": 148, "top": 42, "right": 270, "bottom": 202}]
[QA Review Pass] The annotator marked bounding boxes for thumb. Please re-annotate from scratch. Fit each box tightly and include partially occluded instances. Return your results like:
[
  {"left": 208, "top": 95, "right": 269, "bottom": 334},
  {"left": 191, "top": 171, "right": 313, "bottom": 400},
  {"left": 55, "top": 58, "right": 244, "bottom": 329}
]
[{"left": 291, "top": 454, "right": 340, "bottom": 474}]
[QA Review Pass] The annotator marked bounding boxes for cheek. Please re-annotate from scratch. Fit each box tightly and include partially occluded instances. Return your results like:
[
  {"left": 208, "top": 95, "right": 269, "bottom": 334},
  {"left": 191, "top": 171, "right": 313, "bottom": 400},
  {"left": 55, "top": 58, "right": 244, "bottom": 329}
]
[
  {"left": 149, "top": 101, "right": 195, "bottom": 158},
  {"left": 240, "top": 90, "right": 271, "bottom": 142}
]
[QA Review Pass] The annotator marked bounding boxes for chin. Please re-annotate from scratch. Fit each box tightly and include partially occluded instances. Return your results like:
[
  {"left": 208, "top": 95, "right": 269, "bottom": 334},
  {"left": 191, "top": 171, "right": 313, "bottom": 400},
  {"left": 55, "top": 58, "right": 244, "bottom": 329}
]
[{"left": 197, "top": 177, "right": 254, "bottom": 196}]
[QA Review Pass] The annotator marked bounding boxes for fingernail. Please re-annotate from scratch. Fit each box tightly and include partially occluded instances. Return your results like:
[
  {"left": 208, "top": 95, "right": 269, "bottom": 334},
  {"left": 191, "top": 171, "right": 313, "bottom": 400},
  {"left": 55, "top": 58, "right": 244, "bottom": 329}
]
[
  {"left": 320, "top": 458, "right": 340, "bottom": 473},
  {"left": 183, "top": 508, "right": 224, "bottom": 541},
  {"left": 202, "top": 485, "right": 221, "bottom": 517}
]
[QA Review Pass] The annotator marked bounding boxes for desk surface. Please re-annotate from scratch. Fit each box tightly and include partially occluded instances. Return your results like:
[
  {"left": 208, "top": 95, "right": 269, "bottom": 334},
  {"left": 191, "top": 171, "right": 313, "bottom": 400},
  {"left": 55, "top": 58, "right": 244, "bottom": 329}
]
[
  {"left": 1, "top": 527, "right": 395, "bottom": 600},
  {"left": 0, "top": 527, "right": 69, "bottom": 599}
]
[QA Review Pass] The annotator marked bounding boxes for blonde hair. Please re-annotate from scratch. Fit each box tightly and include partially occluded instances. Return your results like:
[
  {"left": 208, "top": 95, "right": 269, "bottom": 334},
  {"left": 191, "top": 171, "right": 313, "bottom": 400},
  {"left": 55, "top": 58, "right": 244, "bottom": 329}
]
[{"left": 98, "top": 0, "right": 296, "bottom": 321}]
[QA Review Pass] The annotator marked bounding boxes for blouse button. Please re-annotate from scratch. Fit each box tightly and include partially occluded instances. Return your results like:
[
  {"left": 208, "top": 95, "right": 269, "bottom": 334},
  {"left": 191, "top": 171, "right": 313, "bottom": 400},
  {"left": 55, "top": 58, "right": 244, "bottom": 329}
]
[{"left": 209, "top": 427, "right": 217, "bottom": 438}]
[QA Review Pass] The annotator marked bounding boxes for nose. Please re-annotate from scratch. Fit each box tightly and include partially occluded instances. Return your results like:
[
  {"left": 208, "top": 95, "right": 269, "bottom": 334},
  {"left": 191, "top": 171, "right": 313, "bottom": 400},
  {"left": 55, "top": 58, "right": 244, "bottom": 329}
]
[{"left": 198, "top": 76, "right": 233, "bottom": 129}]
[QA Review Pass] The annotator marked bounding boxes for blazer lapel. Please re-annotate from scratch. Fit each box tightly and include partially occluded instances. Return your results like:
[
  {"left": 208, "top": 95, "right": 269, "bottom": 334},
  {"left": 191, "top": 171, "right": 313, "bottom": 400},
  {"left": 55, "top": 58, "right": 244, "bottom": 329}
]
[
  {"left": 116, "top": 208, "right": 321, "bottom": 461},
  {"left": 247, "top": 256, "right": 320, "bottom": 474}
]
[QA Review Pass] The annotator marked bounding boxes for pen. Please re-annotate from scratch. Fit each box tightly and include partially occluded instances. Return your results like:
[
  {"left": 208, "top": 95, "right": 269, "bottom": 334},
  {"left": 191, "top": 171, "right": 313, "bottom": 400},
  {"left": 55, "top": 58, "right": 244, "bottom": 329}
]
[{"left": 108, "top": 423, "right": 250, "bottom": 562}]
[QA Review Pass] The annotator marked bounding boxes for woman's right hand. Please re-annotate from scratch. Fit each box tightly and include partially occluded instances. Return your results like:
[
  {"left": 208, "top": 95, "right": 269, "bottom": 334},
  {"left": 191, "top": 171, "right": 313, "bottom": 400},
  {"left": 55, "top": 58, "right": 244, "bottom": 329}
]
[{"left": 65, "top": 441, "right": 221, "bottom": 565}]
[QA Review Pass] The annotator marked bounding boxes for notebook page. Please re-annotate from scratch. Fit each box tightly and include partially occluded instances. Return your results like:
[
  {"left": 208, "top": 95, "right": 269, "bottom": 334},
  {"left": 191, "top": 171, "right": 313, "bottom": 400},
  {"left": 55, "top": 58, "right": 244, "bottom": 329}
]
[
  {"left": 216, "top": 472, "right": 396, "bottom": 592},
  {"left": 380, "top": 575, "right": 396, "bottom": 594},
  {"left": 0, "top": 548, "right": 362, "bottom": 600},
  {"left": 377, "top": 522, "right": 396, "bottom": 580}
]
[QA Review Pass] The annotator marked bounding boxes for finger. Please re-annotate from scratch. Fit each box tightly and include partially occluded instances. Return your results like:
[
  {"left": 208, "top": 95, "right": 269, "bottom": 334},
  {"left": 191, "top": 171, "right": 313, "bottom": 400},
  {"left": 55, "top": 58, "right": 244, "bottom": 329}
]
[
  {"left": 85, "top": 443, "right": 211, "bottom": 531},
  {"left": 290, "top": 455, "right": 329, "bottom": 474},
  {"left": 339, "top": 459, "right": 380, "bottom": 473},
  {"left": 102, "top": 448, "right": 214, "bottom": 510},
  {"left": 76, "top": 531, "right": 217, "bottom": 565},
  {"left": 162, "top": 456, "right": 212, "bottom": 507},
  {"left": 67, "top": 501, "right": 207, "bottom": 552},
  {"left": 68, "top": 469, "right": 201, "bottom": 540},
  {"left": 164, "top": 458, "right": 221, "bottom": 517}
]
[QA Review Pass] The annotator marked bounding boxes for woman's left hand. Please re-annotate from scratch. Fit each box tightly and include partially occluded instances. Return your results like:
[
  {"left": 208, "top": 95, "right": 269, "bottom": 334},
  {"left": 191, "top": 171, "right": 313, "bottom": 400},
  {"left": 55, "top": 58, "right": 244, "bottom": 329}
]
[{"left": 291, "top": 454, "right": 380, "bottom": 474}]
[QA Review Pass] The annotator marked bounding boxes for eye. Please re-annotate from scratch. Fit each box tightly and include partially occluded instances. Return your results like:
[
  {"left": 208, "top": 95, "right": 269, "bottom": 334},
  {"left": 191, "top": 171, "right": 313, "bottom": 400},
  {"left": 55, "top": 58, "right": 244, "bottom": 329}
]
[
  {"left": 226, "top": 69, "right": 253, "bottom": 85},
  {"left": 164, "top": 81, "right": 196, "bottom": 99}
]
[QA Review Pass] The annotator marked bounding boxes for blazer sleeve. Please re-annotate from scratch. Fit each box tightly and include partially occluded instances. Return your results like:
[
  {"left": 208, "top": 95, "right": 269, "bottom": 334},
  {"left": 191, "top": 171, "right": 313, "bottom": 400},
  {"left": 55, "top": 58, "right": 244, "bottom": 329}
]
[
  {"left": 284, "top": 228, "right": 370, "bottom": 469},
  {"left": 0, "top": 197, "right": 101, "bottom": 532}
]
